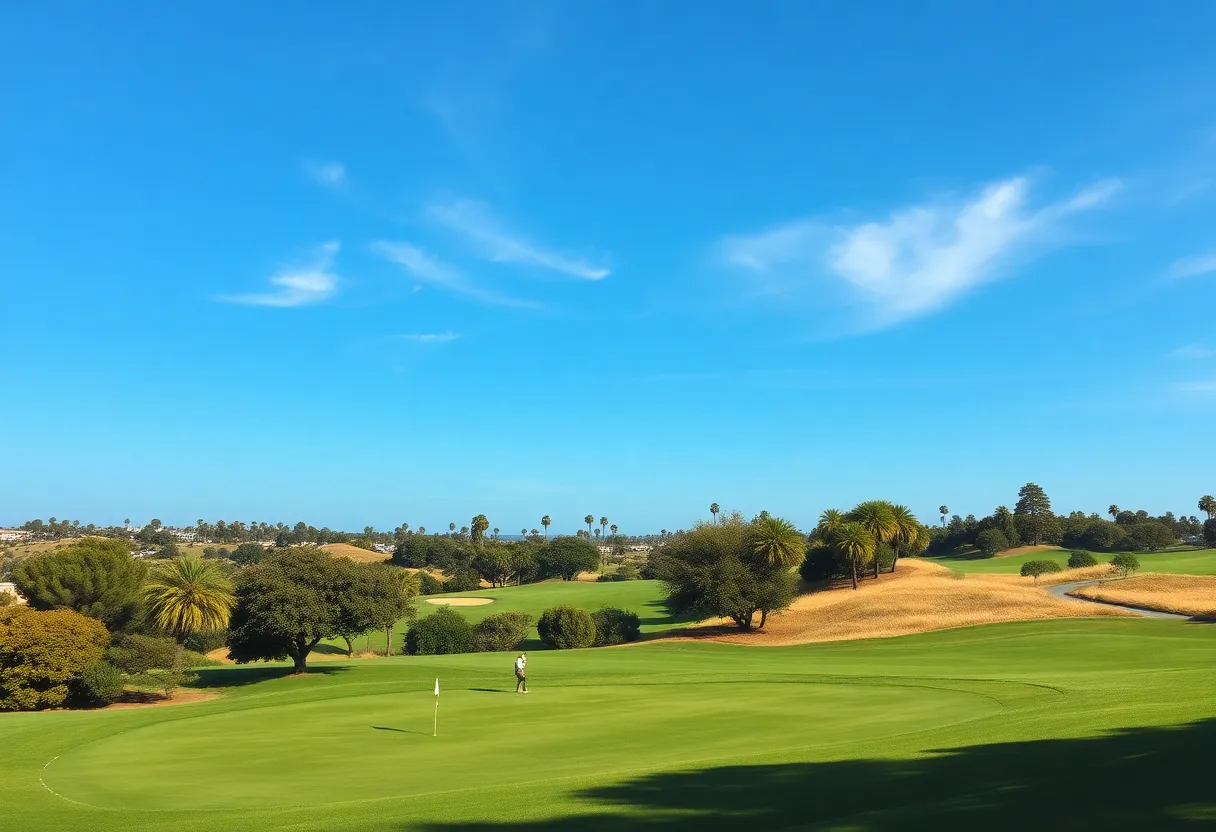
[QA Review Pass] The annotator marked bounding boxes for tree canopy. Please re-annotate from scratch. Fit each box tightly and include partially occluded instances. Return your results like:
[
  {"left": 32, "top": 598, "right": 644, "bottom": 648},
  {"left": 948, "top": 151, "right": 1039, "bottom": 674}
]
[
  {"left": 1014, "top": 483, "right": 1053, "bottom": 545},
  {"left": 651, "top": 515, "right": 797, "bottom": 629},
  {"left": 145, "top": 555, "right": 235, "bottom": 643},
  {"left": 537, "top": 536, "right": 600, "bottom": 581},
  {"left": 12, "top": 537, "right": 146, "bottom": 632},
  {"left": 0, "top": 607, "right": 110, "bottom": 711}
]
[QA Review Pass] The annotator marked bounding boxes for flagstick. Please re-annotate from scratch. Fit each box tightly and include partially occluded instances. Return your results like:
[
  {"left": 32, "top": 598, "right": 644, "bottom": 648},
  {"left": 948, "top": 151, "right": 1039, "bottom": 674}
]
[{"left": 433, "top": 697, "right": 438, "bottom": 737}]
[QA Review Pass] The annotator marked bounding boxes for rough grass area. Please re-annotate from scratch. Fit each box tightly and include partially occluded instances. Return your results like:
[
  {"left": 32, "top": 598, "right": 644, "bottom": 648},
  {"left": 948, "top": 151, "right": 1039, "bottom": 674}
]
[
  {"left": 925, "top": 547, "right": 1216, "bottom": 575},
  {"left": 318, "top": 542, "right": 388, "bottom": 563},
  {"left": 1069, "top": 574, "right": 1216, "bottom": 618},
  {"left": 4, "top": 619, "right": 1216, "bottom": 830},
  {"left": 683, "top": 559, "right": 1128, "bottom": 645}
]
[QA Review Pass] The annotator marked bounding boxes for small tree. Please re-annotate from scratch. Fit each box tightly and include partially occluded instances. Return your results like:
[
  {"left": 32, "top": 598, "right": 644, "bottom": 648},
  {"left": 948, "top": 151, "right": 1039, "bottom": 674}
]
[
  {"left": 1204, "top": 518, "right": 1216, "bottom": 545},
  {"left": 230, "top": 542, "right": 266, "bottom": 565},
  {"left": 537, "top": 606, "right": 596, "bottom": 649},
  {"left": 1110, "top": 553, "right": 1141, "bottom": 577},
  {"left": 1067, "top": 550, "right": 1099, "bottom": 569},
  {"left": 405, "top": 607, "right": 475, "bottom": 655},
  {"left": 1020, "top": 560, "right": 1062, "bottom": 581},
  {"left": 1123, "top": 523, "right": 1175, "bottom": 553},
  {"left": 13, "top": 538, "right": 146, "bottom": 632},
  {"left": 591, "top": 607, "right": 641, "bottom": 646},
  {"left": 0, "top": 608, "right": 110, "bottom": 711},
  {"left": 472, "top": 612, "right": 533, "bottom": 652},
  {"left": 537, "top": 536, "right": 600, "bottom": 581},
  {"left": 72, "top": 661, "right": 125, "bottom": 707},
  {"left": 976, "top": 528, "right": 1010, "bottom": 558}
]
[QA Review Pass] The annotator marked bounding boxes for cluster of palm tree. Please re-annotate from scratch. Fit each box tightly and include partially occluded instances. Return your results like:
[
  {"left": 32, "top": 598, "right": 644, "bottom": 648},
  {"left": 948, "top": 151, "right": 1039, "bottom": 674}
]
[
  {"left": 813, "top": 501, "right": 927, "bottom": 589},
  {"left": 1200, "top": 495, "right": 1215, "bottom": 520}
]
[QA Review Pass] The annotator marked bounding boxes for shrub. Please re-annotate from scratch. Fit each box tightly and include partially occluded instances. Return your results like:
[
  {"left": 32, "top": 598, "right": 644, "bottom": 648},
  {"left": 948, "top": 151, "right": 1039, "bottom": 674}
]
[
  {"left": 183, "top": 628, "right": 229, "bottom": 654},
  {"left": 472, "top": 612, "right": 533, "bottom": 652},
  {"left": 182, "top": 649, "right": 223, "bottom": 668},
  {"left": 405, "top": 607, "right": 476, "bottom": 655},
  {"left": 596, "top": 564, "right": 640, "bottom": 582},
  {"left": 591, "top": 607, "right": 641, "bottom": 646},
  {"left": 0, "top": 608, "right": 110, "bottom": 711},
  {"left": 105, "top": 634, "right": 178, "bottom": 675},
  {"left": 1110, "top": 552, "right": 1141, "bottom": 577},
  {"left": 72, "top": 661, "right": 125, "bottom": 707},
  {"left": 799, "top": 544, "right": 847, "bottom": 582},
  {"left": 1067, "top": 550, "right": 1098, "bottom": 569},
  {"left": 537, "top": 537, "right": 600, "bottom": 581},
  {"left": 418, "top": 572, "right": 444, "bottom": 595},
  {"left": 229, "top": 542, "right": 266, "bottom": 565},
  {"left": 976, "top": 529, "right": 1010, "bottom": 558},
  {"left": 537, "top": 605, "right": 596, "bottom": 649},
  {"left": 12, "top": 538, "right": 146, "bottom": 631},
  {"left": 1019, "top": 560, "right": 1062, "bottom": 581},
  {"left": 1204, "top": 518, "right": 1216, "bottom": 545},
  {"left": 876, "top": 543, "right": 897, "bottom": 571},
  {"left": 154, "top": 542, "right": 182, "bottom": 559},
  {"left": 1123, "top": 522, "right": 1174, "bottom": 553},
  {"left": 442, "top": 570, "right": 482, "bottom": 593}
]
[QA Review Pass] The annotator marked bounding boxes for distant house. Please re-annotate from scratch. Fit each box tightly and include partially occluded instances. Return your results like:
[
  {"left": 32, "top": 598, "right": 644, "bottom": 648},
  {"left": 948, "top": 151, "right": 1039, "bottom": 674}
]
[
  {"left": 0, "top": 529, "right": 31, "bottom": 542},
  {"left": 0, "top": 581, "right": 25, "bottom": 604},
  {"left": 373, "top": 543, "right": 394, "bottom": 554},
  {"left": 134, "top": 549, "right": 157, "bottom": 559},
  {"left": 169, "top": 529, "right": 197, "bottom": 542}
]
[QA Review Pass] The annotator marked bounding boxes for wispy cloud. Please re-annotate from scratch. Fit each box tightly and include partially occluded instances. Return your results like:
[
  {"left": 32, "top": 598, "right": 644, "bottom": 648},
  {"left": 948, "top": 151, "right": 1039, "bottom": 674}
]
[
  {"left": 1173, "top": 380, "right": 1216, "bottom": 396},
  {"left": 218, "top": 241, "right": 340, "bottom": 307},
  {"left": 371, "top": 241, "right": 540, "bottom": 309},
  {"left": 1169, "top": 252, "right": 1216, "bottom": 279},
  {"left": 396, "top": 331, "right": 460, "bottom": 344},
  {"left": 303, "top": 159, "right": 347, "bottom": 190},
  {"left": 1171, "top": 344, "right": 1216, "bottom": 359},
  {"left": 719, "top": 176, "right": 1121, "bottom": 331},
  {"left": 428, "top": 200, "right": 610, "bottom": 280}
]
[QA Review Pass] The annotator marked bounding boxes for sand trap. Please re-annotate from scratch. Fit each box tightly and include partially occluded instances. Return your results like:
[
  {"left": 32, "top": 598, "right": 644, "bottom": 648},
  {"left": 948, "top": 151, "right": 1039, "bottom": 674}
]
[{"left": 426, "top": 597, "right": 494, "bottom": 607}]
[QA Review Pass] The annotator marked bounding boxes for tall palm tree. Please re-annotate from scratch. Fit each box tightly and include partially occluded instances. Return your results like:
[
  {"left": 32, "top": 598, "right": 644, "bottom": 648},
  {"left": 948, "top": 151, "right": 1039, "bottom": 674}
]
[
  {"left": 610, "top": 523, "right": 618, "bottom": 537},
  {"left": 600, "top": 517, "right": 608, "bottom": 538},
  {"left": 817, "top": 509, "right": 846, "bottom": 539},
  {"left": 530, "top": 528, "right": 539, "bottom": 537},
  {"left": 144, "top": 556, "right": 235, "bottom": 644},
  {"left": 848, "top": 501, "right": 898, "bottom": 579},
  {"left": 470, "top": 514, "right": 490, "bottom": 544},
  {"left": 834, "top": 523, "right": 876, "bottom": 590},
  {"left": 449, "top": 522, "right": 456, "bottom": 535},
  {"left": 541, "top": 515, "right": 551, "bottom": 539},
  {"left": 709, "top": 503, "right": 720, "bottom": 523},
  {"left": 584, "top": 515, "right": 595, "bottom": 536},
  {"left": 660, "top": 529, "right": 668, "bottom": 540},
  {"left": 749, "top": 515, "right": 807, "bottom": 568},
  {"left": 887, "top": 504, "right": 919, "bottom": 573},
  {"left": 1108, "top": 505, "right": 1120, "bottom": 521},
  {"left": 521, "top": 528, "right": 528, "bottom": 537},
  {"left": 1199, "top": 496, "right": 1215, "bottom": 520},
  {"left": 493, "top": 527, "right": 500, "bottom": 539},
  {"left": 417, "top": 526, "right": 426, "bottom": 535},
  {"left": 938, "top": 506, "right": 949, "bottom": 527}
]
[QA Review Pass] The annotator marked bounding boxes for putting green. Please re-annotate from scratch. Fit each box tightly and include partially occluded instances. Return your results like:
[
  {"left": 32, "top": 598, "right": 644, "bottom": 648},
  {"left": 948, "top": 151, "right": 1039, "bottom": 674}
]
[{"left": 42, "top": 680, "right": 998, "bottom": 810}]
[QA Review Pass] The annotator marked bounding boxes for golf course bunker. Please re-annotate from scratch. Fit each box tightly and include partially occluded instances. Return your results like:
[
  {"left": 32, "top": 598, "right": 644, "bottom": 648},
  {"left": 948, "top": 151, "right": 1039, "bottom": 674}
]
[
  {"left": 41, "top": 681, "right": 1001, "bottom": 811},
  {"left": 426, "top": 597, "right": 494, "bottom": 606}
]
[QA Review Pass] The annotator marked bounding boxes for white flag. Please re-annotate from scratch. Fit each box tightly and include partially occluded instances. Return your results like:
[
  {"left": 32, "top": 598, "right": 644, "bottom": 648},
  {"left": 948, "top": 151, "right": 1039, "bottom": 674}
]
[{"left": 434, "top": 677, "right": 439, "bottom": 696}]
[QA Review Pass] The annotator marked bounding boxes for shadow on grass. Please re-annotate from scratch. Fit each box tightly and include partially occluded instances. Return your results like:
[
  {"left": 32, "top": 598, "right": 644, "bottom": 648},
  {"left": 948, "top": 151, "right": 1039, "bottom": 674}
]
[
  {"left": 468, "top": 688, "right": 512, "bottom": 694},
  {"left": 415, "top": 718, "right": 1216, "bottom": 831},
  {"left": 372, "top": 725, "right": 428, "bottom": 736},
  {"left": 190, "top": 664, "right": 349, "bottom": 689}
]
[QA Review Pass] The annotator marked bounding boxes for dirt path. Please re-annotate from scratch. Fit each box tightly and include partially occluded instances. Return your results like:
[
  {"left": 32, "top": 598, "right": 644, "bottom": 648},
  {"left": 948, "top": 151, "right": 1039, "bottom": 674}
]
[{"left": 1048, "top": 580, "right": 1191, "bottom": 620}]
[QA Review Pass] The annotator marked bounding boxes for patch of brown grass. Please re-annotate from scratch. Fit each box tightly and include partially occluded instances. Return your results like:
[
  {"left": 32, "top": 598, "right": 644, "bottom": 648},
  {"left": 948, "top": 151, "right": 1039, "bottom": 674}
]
[
  {"left": 1069, "top": 575, "right": 1216, "bottom": 618},
  {"left": 320, "top": 542, "right": 388, "bottom": 564},
  {"left": 994, "top": 544, "right": 1064, "bottom": 558},
  {"left": 678, "top": 558, "right": 1130, "bottom": 646}
]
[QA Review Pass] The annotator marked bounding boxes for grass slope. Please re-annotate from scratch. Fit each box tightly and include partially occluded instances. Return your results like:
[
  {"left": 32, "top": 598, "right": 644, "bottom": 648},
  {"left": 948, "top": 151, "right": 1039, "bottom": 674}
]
[
  {"left": 1069, "top": 574, "right": 1216, "bottom": 617},
  {"left": 925, "top": 547, "right": 1216, "bottom": 575},
  {"left": 4, "top": 618, "right": 1216, "bottom": 830}
]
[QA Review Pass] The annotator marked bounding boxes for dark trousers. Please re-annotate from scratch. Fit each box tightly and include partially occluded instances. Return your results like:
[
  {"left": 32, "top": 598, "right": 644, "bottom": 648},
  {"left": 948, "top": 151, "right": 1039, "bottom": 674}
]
[{"left": 516, "top": 671, "right": 527, "bottom": 692}]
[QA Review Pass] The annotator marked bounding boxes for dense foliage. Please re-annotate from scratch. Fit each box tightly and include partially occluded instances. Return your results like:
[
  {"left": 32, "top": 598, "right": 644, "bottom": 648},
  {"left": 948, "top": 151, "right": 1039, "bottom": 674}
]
[
  {"left": 72, "top": 660, "right": 125, "bottom": 707},
  {"left": 1067, "top": 550, "right": 1099, "bottom": 569},
  {"left": 537, "top": 537, "right": 601, "bottom": 581},
  {"left": 651, "top": 515, "right": 797, "bottom": 629},
  {"left": 976, "top": 528, "right": 1010, "bottom": 558},
  {"left": 12, "top": 538, "right": 147, "bottom": 631},
  {"left": 105, "top": 634, "right": 179, "bottom": 674},
  {"left": 471, "top": 612, "right": 533, "bottom": 652},
  {"left": 537, "top": 605, "right": 597, "bottom": 649},
  {"left": 405, "top": 607, "right": 475, "bottom": 655},
  {"left": 591, "top": 607, "right": 641, "bottom": 646},
  {"left": 1110, "top": 553, "right": 1141, "bottom": 577},
  {"left": 1020, "top": 560, "right": 1063, "bottom": 581},
  {"left": 144, "top": 555, "right": 235, "bottom": 642},
  {"left": 0, "top": 607, "right": 110, "bottom": 711}
]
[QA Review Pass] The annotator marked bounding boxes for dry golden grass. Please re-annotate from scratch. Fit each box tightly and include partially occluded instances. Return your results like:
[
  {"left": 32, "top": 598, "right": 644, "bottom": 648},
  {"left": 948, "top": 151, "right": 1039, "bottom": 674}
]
[
  {"left": 1069, "top": 574, "right": 1216, "bottom": 618},
  {"left": 993, "top": 544, "right": 1064, "bottom": 558},
  {"left": 319, "top": 542, "right": 388, "bottom": 564},
  {"left": 680, "top": 558, "right": 1130, "bottom": 646}
]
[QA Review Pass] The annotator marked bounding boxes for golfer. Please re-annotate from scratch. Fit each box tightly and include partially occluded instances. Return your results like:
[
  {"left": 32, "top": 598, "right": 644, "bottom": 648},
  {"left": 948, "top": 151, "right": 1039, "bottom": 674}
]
[{"left": 514, "top": 653, "right": 528, "bottom": 693}]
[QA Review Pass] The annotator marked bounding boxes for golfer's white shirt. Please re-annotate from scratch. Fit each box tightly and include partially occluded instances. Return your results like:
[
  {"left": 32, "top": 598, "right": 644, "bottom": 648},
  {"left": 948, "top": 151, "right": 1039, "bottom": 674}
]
[{"left": 515, "top": 657, "right": 526, "bottom": 672}]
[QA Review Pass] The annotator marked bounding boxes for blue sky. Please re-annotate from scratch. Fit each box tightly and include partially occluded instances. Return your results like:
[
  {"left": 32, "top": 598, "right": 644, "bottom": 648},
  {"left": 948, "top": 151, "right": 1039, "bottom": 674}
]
[{"left": 2, "top": 2, "right": 1215, "bottom": 534}]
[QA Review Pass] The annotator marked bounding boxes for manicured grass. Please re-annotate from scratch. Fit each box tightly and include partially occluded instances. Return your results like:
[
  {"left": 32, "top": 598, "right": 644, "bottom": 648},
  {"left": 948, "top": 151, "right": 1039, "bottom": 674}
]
[
  {"left": 926, "top": 547, "right": 1216, "bottom": 575},
  {"left": 5, "top": 618, "right": 1216, "bottom": 830}
]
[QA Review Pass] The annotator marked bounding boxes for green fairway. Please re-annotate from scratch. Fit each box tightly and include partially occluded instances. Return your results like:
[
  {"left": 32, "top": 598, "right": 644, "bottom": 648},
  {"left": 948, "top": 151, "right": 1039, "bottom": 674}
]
[
  {"left": 5, "top": 617, "right": 1216, "bottom": 830},
  {"left": 925, "top": 547, "right": 1216, "bottom": 575}
]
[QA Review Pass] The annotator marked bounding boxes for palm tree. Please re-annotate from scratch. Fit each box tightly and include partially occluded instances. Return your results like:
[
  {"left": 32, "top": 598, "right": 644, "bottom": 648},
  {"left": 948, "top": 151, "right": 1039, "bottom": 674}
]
[
  {"left": 449, "top": 522, "right": 456, "bottom": 535},
  {"left": 1199, "top": 496, "right": 1216, "bottom": 520},
  {"left": 938, "top": 506, "right": 949, "bottom": 527},
  {"left": 493, "top": 527, "right": 500, "bottom": 539},
  {"left": 709, "top": 503, "right": 720, "bottom": 523},
  {"left": 749, "top": 515, "right": 807, "bottom": 568},
  {"left": 584, "top": 515, "right": 594, "bottom": 536},
  {"left": 834, "top": 523, "right": 876, "bottom": 590},
  {"left": 600, "top": 517, "right": 608, "bottom": 538},
  {"left": 470, "top": 514, "right": 490, "bottom": 544},
  {"left": 887, "top": 504, "right": 919, "bottom": 573},
  {"left": 417, "top": 526, "right": 426, "bottom": 535},
  {"left": 610, "top": 523, "right": 618, "bottom": 537},
  {"left": 144, "top": 556, "right": 235, "bottom": 644},
  {"left": 541, "top": 515, "right": 551, "bottom": 539},
  {"left": 124, "top": 518, "right": 131, "bottom": 531},
  {"left": 530, "top": 528, "right": 539, "bottom": 537},
  {"left": 660, "top": 529, "right": 668, "bottom": 540},
  {"left": 521, "top": 528, "right": 528, "bottom": 538},
  {"left": 848, "top": 501, "right": 898, "bottom": 579},
  {"left": 1108, "top": 505, "right": 1120, "bottom": 521}
]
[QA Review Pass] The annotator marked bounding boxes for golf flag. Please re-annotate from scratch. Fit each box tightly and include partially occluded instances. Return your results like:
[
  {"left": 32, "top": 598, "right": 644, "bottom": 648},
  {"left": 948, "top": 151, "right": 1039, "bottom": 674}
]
[{"left": 434, "top": 677, "right": 439, "bottom": 696}]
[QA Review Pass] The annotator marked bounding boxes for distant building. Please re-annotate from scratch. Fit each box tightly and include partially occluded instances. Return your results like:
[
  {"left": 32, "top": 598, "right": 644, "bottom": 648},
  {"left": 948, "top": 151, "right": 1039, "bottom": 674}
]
[
  {"left": 169, "top": 529, "right": 197, "bottom": 542},
  {"left": 0, "top": 529, "right": 31, "bottom": 542},
  {"left": 374, "top": 543, "right": 394, "bottom": 554}
]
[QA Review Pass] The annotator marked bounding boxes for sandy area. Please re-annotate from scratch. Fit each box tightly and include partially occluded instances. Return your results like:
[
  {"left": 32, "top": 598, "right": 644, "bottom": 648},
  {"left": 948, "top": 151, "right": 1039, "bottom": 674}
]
[
  {"left": 1068, "top": 574, "right": 1216, "bottom": 618},
  {"left": 994, "top": 544, "right": 1065, "bottom": 558},
  {"left": 426, "top": 597, "right": 494, "bottom": 607},
  {"left": 668, "top": 558, "right": 1130, "bottom": 647},
  {"left": 105, "top": 690, "right": 220, "bottom": 710}
]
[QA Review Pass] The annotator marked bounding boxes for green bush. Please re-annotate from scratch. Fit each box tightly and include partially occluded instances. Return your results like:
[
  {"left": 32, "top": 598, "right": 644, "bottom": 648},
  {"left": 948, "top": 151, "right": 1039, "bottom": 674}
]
[
  {"left": 105, "top": 634, "right": 178, "bottom": 675},
  {"left": 405, "top": 607, "right": 476, "bottom": 655},
  {"left": 418, "top": 572, "right": 444, "bottom": 595},
  {"left": 591, "top": 607, "right": 641, "bottom": 646},
  {"left": 182, "top": 649, "right": 223, "bottom": 668},
  {"left": 876, "top": 543, "right": 897, "bottom": 571},
  {"left": 537, "top": 605, "right": 596, "bottom": 649},
  {"left": 472, "top": 612, "right": 533, "bottom": 652},
  {"left": 72, "top": 661, "right": 125, "bottom": 707},
  {"left": 229, "top": 542, "right": 266, "bottom": 565},
  {"left": 442, "top": 570, "right": 482, "bottom": 593},
  {"left": 799, "top": 544, "right": 847, "bottom": 582},
  {"left": 1020, "top": 560, "right": 1062, "bottom": 581},
  {"left": 0, "top": 608, "right": 110, "bottom": 711},
  {"left": 1110, "top": 552, "right": 1141, "bottom": 577},
  {"left": 1067, "top": 550, "right": 1098, "bottom": 569},
  {"left": 976, "top": 529, "right": 1010, "bottom": 558},
  {"left": 597, "top": 564, "right": 642, "bottom": 582},
  {"left": 183, "top": 629, "right": 229, "bottom": 654}
]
